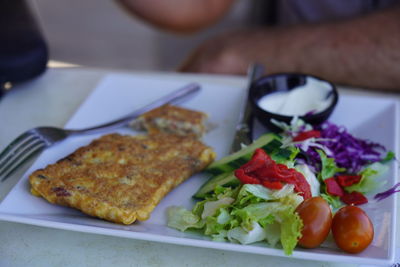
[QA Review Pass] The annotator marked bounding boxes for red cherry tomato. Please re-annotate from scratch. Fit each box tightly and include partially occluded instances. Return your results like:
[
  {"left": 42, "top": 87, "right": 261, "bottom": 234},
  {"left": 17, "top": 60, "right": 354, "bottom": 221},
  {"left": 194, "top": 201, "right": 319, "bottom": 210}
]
[
  {"left": 295, "top": 196, "right": 332, "bottom": 248},
  {"left": 332, "top": 206, "right": 374, "bottom": 254}
]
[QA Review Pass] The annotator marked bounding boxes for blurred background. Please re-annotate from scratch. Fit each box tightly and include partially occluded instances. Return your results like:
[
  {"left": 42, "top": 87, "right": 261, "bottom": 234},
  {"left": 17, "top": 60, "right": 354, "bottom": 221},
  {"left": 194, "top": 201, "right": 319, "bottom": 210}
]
[{"left": 29, "top": 0, "right": 255, "bottom": 72}]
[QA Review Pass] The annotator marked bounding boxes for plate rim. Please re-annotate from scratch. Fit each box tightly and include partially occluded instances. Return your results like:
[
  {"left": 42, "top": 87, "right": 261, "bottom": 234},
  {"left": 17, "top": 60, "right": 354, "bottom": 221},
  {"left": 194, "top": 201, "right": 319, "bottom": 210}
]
[{"left": 0, "top": 74, "right": 398, "bottom": 265}]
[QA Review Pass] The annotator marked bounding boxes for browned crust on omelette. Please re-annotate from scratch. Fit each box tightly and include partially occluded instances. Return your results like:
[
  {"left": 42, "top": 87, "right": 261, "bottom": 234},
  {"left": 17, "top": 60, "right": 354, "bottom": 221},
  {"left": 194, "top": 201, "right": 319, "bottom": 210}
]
[
  {"left": 29, "top": 133, "right": 215, "bottom": 224},
  {"left": 131, "top": 104, "right": 208, "bottom": 138}
]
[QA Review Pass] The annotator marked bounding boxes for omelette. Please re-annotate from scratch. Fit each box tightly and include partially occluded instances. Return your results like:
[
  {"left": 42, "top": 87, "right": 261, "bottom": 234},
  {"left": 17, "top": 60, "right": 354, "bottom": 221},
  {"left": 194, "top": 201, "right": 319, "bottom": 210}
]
[
  {"left": 131, "top": 104, "right": 208, "bottom": 138},
  {"left": 29, "top": 133, "right": 215, "bottom": 224}
]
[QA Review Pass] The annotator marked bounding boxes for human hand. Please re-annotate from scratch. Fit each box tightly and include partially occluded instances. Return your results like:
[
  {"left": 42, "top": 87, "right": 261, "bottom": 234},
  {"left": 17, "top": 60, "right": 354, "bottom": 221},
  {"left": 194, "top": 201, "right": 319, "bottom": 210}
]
[
  {"left": 178, "top": 7, "right": 400, "bottom": 91},
  {"left": 178, "top": 29, "right": 275, "bottom": 75}
]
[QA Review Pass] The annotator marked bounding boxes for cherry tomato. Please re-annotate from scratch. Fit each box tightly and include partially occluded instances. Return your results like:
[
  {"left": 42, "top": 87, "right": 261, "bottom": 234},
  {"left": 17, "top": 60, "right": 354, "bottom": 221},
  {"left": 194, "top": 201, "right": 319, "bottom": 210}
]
[
  {"left": 295, "top": 196, "right": 332, "bottom": 248},
  {"left": 332, "top": 206, "right": 374, "bottom": 254}
]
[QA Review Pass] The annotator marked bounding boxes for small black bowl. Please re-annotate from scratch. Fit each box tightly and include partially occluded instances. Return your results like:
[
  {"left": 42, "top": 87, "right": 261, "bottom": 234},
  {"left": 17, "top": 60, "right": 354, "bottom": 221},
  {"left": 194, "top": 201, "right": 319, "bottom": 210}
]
[{"left": 249, "top": 73, "right": 339, "bottom": 132}]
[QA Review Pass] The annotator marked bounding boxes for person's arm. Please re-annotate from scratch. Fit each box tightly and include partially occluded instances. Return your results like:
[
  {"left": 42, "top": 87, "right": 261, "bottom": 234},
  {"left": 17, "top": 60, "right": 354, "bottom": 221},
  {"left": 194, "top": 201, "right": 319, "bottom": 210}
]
[
  {"left": 116, "top": 0, "right": 234, "bottom": 33},
  {"left": 180, "top": 6, "right": 400, "bottom": 91}
]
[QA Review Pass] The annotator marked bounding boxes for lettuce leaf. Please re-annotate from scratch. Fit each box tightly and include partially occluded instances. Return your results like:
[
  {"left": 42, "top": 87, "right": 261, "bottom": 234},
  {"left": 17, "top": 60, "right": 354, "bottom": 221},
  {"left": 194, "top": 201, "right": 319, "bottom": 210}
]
[
  {"left": 279, "top": 206, "right": 303, "bottom": 255},
  {"left": 381, "top": 151, "right": 395, "bottom": 163},
  {"left": 237, "top": 184, "right": 297, "bottom": 203},
  {"left": 167, "top": 183, "right": 303, "bottom": 256},
  {"left": 317, "top": 150, "right": 345, "bottom": 180},
  {"left": 320, "top": 193, "right": 343, "bottom": 210},
  {"left": 201, "top": 197, "right": 234, "bottom": 219},
  {"left": 345, "top": 162, "right": 388, "bottom": 193},
  {"left": 167, "top": 206, "right": 204, "bottom": 231},
  {"left": 227, "top": 221, "right": 267, "bottom": 245},
  {"left": 295, "top": 164, "right": 320, "bottom": 197},
  {"left": 264, "top": 221, "right": 281, "bottom": 247}
]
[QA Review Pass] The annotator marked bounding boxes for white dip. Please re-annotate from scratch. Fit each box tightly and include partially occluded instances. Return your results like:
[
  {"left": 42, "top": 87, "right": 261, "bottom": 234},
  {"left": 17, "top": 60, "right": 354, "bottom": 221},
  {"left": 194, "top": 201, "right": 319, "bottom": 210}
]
[{"left": 257, "top": 77, "right": 334, "bottom": 116}]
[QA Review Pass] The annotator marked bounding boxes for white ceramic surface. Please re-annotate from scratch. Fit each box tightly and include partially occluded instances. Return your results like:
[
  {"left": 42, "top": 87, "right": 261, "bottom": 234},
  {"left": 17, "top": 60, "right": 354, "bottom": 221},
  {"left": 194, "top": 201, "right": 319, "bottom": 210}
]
[{"left": 0, "top": 73, "right": 398, "bottom": 265}]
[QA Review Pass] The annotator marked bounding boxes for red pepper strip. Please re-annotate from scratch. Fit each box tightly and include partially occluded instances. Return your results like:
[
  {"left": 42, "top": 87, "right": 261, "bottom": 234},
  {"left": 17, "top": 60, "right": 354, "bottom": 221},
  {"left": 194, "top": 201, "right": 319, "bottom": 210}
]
[
  {"left": 293, "top": 172, "right": 312, "bottom": 199},
  {"left": 252, "top": 148, "right": 271, "bottom": 162},
  {"left": 276, "top": 164, "right": 298, "bottom": 183},
  {"left": 240, "top": 158, "right": 265, "bottom": 173},
  {"left": 262, "top": 180, "right": 284, "bottom": 190},
  {"left": 293, "top": 130, "right": 321, "bottom": 142},
  {"left": 324, "top": 177, "right": 345, "bottom": 197},
  {"left": 234, "top": 169, "right": 261, "bottom": 184},
  {"left": 240, "top": 148, "right": 273, "bottom": 173},
  {"left": 340, "top": 191, "right": 368, "bottom": 205},
  {"left": 336, "top": 175, "right": 362, "bottom": 187},
  {"left": 235, "top": 148, "right": 312, "bottom": 199},
  {"left": 255, "top": 163, "right": 290, "bottom": 180}
]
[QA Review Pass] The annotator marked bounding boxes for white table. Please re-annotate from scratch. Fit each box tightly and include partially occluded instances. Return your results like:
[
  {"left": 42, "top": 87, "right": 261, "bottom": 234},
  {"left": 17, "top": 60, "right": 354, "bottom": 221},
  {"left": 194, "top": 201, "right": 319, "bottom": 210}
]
[{"left": 0, "top": 67, "right": 398, "bottom": 267}]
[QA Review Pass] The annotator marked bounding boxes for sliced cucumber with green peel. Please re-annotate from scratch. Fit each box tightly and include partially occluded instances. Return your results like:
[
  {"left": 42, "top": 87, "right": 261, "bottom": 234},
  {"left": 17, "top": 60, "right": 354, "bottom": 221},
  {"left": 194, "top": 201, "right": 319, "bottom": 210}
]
[
  {"left": 206, "top": 133, "right": 280, "bottom": 175},
  {"left": 195, "top": 132, "right": 300, "bottom": 199},
  {"left": 193, "top": 171, "right": 240, "bottom": 199},
  {"left": 262, "top": 138, "right": 282, "bottom": 153}
]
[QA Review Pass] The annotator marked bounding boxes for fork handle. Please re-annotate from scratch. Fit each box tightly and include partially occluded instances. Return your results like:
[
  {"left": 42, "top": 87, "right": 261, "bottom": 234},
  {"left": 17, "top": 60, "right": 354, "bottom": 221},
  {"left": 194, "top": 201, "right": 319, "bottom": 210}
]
[{"left": 66, "top": 82, "right": 201, "bottom": 135}]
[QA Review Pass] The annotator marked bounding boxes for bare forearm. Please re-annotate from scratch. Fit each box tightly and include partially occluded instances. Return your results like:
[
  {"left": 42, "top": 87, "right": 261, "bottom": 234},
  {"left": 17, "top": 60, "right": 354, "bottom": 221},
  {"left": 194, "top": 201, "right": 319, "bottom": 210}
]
[
  {"left": 277, "top": 7, "right": 400, "bottom": 90},
  {"left": 181, "top": 6, "right": 400, "bottom": 91},
  {"left": 116, "top": 0, "right": 234, "bottom": 33}
]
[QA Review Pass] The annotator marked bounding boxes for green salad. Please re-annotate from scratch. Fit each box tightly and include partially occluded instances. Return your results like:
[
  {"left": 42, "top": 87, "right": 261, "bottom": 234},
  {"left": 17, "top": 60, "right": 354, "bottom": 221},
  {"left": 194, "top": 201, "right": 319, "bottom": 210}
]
[{"left": 167, "top": 118, "right": 395, "bottom": 255}]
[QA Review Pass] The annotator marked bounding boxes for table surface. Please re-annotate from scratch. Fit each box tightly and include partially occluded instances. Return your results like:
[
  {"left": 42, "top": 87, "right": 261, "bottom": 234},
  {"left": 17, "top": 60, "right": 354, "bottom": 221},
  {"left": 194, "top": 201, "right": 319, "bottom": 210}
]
[{"left": 0, "top": 67, "right": 399, "bottom": 267}]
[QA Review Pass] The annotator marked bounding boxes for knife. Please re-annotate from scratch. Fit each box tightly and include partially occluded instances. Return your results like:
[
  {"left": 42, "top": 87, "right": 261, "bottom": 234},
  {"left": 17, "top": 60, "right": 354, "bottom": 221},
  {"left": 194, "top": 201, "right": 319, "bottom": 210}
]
[{"left": 230, "top": 63, "right": 265, "bottom": 153}]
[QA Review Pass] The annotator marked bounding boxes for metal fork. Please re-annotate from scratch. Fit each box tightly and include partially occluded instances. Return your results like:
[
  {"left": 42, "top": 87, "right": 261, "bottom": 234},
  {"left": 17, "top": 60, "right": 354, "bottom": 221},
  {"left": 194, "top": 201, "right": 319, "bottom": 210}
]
[{"left": 0, "top": 82, "right": 200, "bottom": 181}]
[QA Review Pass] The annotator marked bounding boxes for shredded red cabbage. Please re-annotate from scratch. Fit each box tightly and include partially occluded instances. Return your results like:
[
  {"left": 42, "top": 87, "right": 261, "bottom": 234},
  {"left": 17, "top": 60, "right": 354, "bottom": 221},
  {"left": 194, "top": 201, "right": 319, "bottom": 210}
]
[
  {"left": 374, "top": 182, "right": 400, "bottom": 201},
  {"left": 306, "top": 122, "right": 386, "bottom": 173}
]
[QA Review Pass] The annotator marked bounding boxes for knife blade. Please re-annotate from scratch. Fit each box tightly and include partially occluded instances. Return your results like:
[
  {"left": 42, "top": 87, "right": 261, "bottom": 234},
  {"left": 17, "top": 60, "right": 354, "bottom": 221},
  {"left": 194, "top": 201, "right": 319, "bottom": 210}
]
[{"left": 230, "top": 63, "right": 265, "bottom": 153}]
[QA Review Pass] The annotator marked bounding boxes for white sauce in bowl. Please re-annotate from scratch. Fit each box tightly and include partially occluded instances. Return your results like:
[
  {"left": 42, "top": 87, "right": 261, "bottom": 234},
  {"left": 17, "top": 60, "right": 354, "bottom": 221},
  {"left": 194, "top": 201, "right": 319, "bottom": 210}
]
[{"left": 257, "top": 77, "right": 334, "bottom": 116}]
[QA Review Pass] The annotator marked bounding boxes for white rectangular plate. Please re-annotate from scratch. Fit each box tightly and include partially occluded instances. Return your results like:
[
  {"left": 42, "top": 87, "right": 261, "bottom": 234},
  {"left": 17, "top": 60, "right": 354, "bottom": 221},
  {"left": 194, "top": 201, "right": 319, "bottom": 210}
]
[{"left": 0, "top": 73, "right": 398, "bottom": 265}]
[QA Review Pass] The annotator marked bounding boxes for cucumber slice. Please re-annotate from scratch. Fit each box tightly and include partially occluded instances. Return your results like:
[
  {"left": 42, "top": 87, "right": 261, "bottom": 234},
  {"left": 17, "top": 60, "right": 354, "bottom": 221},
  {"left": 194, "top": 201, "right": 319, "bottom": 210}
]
[
  {"left": 206, "top": 133, "right": 279, "bottom": 175},
  {"left": 262, "top": 138, "right": 283, "bottom": 153},
  {"left": 195, "top": 132, "right": 299, "bottom": 199},
  {"left": 193, "top": 171, "right": 240, "bottom": 199}
]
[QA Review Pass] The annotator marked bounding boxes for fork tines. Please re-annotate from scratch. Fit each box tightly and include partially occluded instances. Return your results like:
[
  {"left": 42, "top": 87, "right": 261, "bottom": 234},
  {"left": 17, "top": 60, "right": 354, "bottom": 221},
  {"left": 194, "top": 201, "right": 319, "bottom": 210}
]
[{"left": 0, "top": 130, "right": 46, "bottom": 181}]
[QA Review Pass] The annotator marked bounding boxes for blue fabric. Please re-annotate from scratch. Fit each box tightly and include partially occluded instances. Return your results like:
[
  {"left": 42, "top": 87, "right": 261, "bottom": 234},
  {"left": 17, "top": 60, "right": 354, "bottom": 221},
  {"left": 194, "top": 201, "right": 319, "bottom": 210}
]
[
  {"left": 276, "top": 0, "right": 399, "bottom": 25},
  {"left": 0, "top": 0, "right": 48, "bottom": 83}
]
